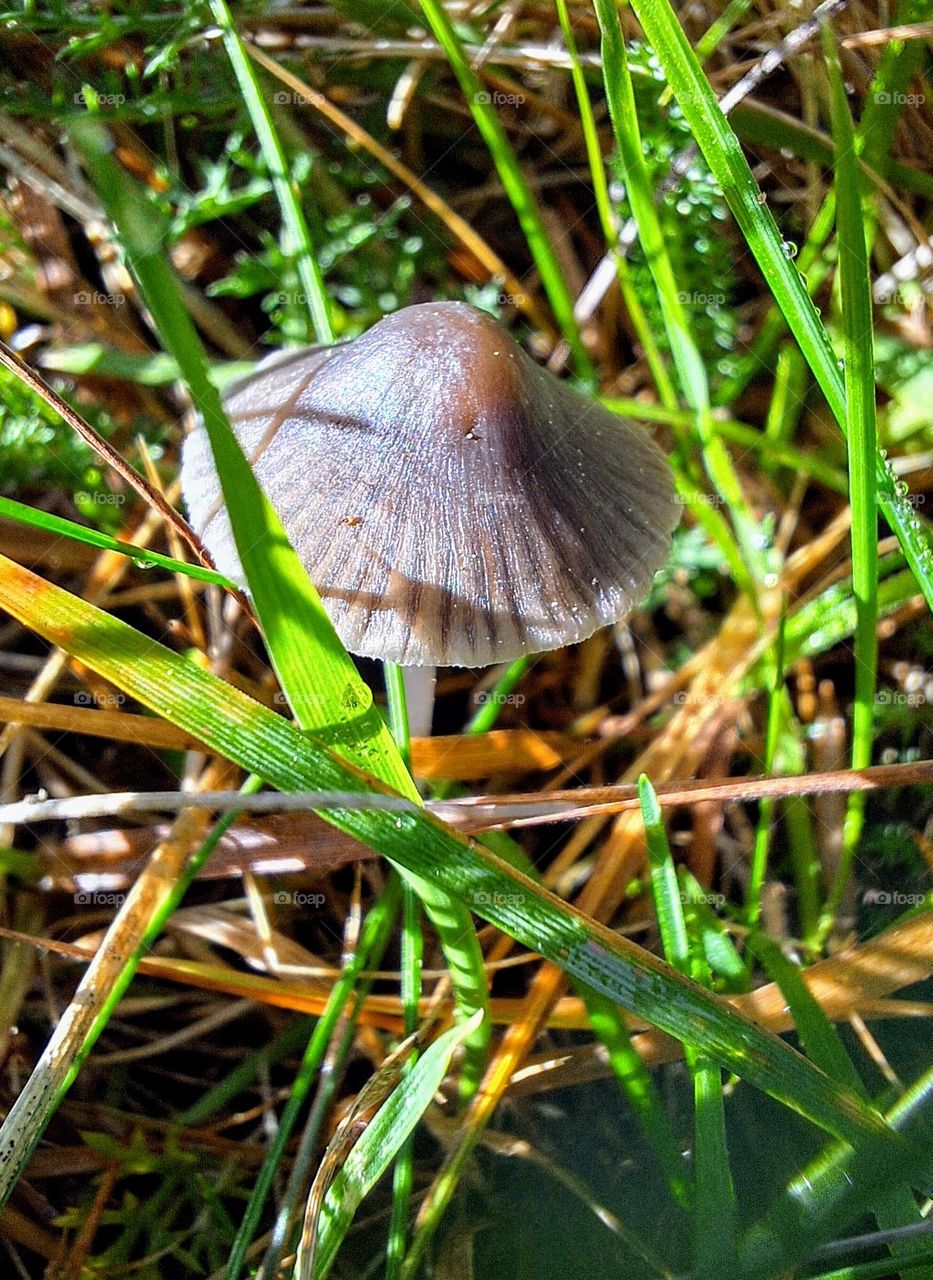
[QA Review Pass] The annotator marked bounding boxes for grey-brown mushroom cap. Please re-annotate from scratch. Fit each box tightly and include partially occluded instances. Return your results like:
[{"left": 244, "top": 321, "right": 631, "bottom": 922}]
[{"left": 181, "top": 302, "right": 680, "bottom": 667}]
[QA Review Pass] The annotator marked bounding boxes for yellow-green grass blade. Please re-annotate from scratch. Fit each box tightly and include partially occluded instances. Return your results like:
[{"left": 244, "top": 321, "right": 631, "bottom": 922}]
[
  {"left": 640, "top": 776, "right": 736, "bottom": 1275},
  {"left": 0, "top": 553, "right": 922, "bottom": 1168}
]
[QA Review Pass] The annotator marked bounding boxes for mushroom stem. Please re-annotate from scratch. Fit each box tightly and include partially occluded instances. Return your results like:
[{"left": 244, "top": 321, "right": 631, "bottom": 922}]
[{"left": 401, "top": 665, "right": 437, "bottom": 742}]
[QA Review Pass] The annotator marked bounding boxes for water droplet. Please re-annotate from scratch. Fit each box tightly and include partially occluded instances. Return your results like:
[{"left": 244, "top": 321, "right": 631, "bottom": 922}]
[{"left": 782, "top": 240, "right": 798, "bottom": 259}]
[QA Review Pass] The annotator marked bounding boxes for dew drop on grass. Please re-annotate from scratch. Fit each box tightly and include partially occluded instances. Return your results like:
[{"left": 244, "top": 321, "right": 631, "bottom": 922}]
[{"left": 133, "top": 558, "right": 156, "bottom": 570}]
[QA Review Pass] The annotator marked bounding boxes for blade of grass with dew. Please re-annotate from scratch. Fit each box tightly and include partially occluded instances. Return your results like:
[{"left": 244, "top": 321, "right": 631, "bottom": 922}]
[
  {"left": 415, "top": 0, "right": 592, "bottom": 380},
  {"left": 553, "top": 0, "right": 676, "bottom": 405},
  {"left": 208, "top": 0, "right": 332, "bottom": 345},
  {"left": 304, "top": 1012, "right": 483, "bottom": 1280},
  {"left": 224, "top": 877, "right": 402, "bottom": 1280},
  {"left": 817, "top": 27, "right": 879, "bottom": 944},
  {"left": 626, "top": 0, "right": 933, "bottom": 610},
  {"left": 0, "top": 561, "right": 920, "bottom": 1165},
  {"left": 0, "top": 495, "right": 235, "bottom": 590},
  {"left": 592, "top": 0, "right": 764, "bottom": 592},
  {"left": 718, "top": 0, "right": 928, "bottom": 406},
  {"left": 639, "top": 775, "right": 736, "bottom": 1276},
  {"left": 553, "top": 0, "right": 760, "bottom": 589},
  {"left": 70, "top": 111, "right": 490, "bottom": 1089}
]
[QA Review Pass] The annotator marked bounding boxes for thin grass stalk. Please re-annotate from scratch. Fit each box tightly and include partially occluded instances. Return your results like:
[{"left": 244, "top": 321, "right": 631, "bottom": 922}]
[
  {"left": 225, "top": 879, "right": 402, "bottom": 1280},
  {"left": 209, "top": 0, "right": 333, "bottom": 344},
  {"left": 818, "top": 27, "right": 879, "bottom": 940},
  {"left": 416, "top": 0, "right": 593, "bottom": 379}
]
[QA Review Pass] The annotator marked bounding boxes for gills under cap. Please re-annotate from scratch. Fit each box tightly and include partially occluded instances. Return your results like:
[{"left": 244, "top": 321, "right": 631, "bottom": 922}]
[{"left": 181, "top": 301, "right": 680, "bottom": 667}]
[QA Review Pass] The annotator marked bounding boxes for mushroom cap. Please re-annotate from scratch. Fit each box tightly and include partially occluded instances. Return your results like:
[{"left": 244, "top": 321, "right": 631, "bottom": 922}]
[{"left": 181, "top": 302, "right": 680, "bottom": 667}]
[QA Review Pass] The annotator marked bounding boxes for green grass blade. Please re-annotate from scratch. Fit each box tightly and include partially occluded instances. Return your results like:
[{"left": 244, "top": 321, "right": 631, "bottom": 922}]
[
  {"left": 746, "top": 610, "right": 785, "bottom": 927},
  {"left": 625, "top": 0, "right": 933, "bottom": 611},
  {"left": 592, "top": 0, "right": 763, "bottom": 590},
  {"left": 307, "top": 1013, "right": 483, "bottom": 1279},
  {"left": 0, "top": 494, "right": 234, "bottom": 589},
  {"left": 384, "top": 665, "right": 421, "bottom": 1279},
  {"left": 553, "top": 0, "right": 676, "bottom": 404},
  {"left": 640, "top": 775, "right": 736, "bottom": 1274},
  {"left": 818, "top": 26, "right": 879, "bottom": 941},
  {"left": 747, "top": 933, "right": 864, "bottom": 1096},
  {"left": 639, "top": 774, "right": 689, "bottom": 972}
]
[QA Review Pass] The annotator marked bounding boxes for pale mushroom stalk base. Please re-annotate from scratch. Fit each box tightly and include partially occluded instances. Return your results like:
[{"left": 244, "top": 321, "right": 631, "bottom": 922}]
[{"left": 401, "top": 665, "right": 438, "bottom": 743}]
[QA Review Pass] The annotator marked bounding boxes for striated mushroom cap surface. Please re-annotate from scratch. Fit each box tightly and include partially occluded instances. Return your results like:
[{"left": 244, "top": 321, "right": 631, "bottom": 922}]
[{"left": 182, "top": 302, "right": 680, "bottom": 666}]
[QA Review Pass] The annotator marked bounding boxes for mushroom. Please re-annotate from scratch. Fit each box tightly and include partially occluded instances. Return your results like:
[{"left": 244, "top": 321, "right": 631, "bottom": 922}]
[{"left": 181, "top": 302, "right": 679, "bottom": 732}]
